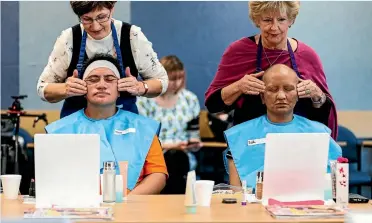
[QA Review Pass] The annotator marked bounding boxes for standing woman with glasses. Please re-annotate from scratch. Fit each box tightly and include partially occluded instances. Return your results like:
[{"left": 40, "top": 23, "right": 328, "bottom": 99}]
[{"left": 37, "top": 1, "right": 168, "bottom": 118}]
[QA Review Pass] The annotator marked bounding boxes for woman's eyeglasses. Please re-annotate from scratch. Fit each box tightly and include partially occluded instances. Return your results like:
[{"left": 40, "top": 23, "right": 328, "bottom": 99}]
[{"left": 79, "top": 13, "right": 111, "bottom": 25}]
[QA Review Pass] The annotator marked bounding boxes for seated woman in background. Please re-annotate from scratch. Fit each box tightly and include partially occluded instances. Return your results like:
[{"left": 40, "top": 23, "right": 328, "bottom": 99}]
[{"left": 137, "top": 55, "right": 202, "bottom": 194}]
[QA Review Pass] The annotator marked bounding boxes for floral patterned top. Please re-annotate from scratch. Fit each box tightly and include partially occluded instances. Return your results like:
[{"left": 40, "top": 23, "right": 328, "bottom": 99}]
[
  {"left": 136, "top": 89, "right": 200, "bottom": 144},
  {"left": 37, "top": 19, "right": 168, "bottom": 101}
]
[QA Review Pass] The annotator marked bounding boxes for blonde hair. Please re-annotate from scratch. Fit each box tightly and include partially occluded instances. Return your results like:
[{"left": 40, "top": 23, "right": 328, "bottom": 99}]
[
  {"left": 160, "top": 55, "right": 186, "bottom": 92},
  {"left": 160, "top": 55, "right": 184, "bottom": 73},
  {"left": 249, "top": 1, "right": 300, "bottom": 27}
]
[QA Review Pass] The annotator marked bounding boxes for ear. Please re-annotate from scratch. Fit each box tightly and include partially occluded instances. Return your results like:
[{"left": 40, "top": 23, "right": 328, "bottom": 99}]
[
  {"left": 260, "top": 92, "right": 265, "bottom": 104},
  {"left": 289, "top": 19, "right": 296, "bottom": 28}
]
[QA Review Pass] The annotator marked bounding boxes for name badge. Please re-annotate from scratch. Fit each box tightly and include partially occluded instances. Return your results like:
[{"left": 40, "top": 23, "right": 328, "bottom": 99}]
[
  {"left": 114, "top": 128, "right": 136, "bottom": 135},
  {"left": 247, "top": 138, "right": 266, "bottom": 146}
]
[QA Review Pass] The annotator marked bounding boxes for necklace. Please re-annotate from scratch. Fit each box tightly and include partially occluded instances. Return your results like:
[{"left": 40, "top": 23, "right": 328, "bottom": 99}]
[{"left": 263, "top": 47, "right": 285, "bottom": 67}]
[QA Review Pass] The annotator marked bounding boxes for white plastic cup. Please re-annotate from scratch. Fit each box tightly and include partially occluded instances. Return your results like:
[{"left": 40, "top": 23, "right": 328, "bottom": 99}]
[
  {"left": 0, "top": 175, "right": 22, "bottom": 199},
  {"left": 195, "top": 180, "right": 215, "bottom": 207}
]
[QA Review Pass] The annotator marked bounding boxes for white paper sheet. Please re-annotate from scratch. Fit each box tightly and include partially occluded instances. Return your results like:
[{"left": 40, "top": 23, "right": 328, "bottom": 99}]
[
  {"left": 34, "top": 134, "right": 100, "bottom": 208},
  {"left": 262, "top": 133, "right": 330, "bottom": 205}
]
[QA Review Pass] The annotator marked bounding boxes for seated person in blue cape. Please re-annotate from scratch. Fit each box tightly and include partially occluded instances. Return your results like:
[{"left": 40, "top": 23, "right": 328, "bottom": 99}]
[
  {"left": 225, "top": 64, "right": 341, "bottom": 188},
  {"left": 45, "top": 53, "right": 168, "bottom": 195}
]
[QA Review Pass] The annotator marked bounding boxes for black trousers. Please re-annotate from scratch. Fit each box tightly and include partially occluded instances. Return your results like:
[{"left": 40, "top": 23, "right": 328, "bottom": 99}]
[{"left": 161, "top": 150, "right": 190, "bottom": 194}]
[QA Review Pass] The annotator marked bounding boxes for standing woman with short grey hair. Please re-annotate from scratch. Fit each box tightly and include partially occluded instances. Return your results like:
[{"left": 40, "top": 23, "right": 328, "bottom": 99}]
[
  {"left": 205, "top": 1, "right": 338, "bottom": 139},
  {"left": 37, "top": 1, "right": 168, "bottom": 118}
]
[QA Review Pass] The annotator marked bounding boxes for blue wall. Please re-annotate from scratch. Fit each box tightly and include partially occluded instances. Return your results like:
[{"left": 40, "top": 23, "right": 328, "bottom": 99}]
[
  {"left": 289, "top": 1, "right": 372, "bottom": 110},
  {"left": 131, "top": 1, "right": 258, "bottom": 109},
  {"left": 1, "top": 2, "right": 19, "bottom": 109}
]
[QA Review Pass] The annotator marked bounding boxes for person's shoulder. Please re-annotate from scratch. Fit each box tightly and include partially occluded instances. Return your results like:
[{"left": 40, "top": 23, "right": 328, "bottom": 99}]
[
  {"left": 137, "top": 96, "right": 152, "bottom": 103},
  {"left": 181, "top": 89, "right": 199, "bottom": 101},
  {"left": 241, "top": 115, "right": 265, "bottom": 127},
  {"left": 296, "top": 40, "right": 321, "bottom": 60},
  {"left": 111, "top": 19, "right": 140, "bottom": 33},
  {"left": 136, "top": 96, "right": 153, "bottom": 108},
  {"left": 225, "top": 115, "right": 265, "bottom": 135},
  {"left": 117, "top": 109, "right": 159, "bottom": 125},
  {"left": 294, "top": 115, "right": 331, "bottom": 133},
  {"left": 227, "top": 37, "right": 256, "bottom": 52},
  {"left": 45, "top": 110, "right": 83, "bottom": 133},
  {"left": 127, "top": 23, "right": 143, "bottom": 36},
  {"left": 54, "top": 26, "right": 73, "bottom": 45},
  {"left": 220, "top": 37, "right": 257, "bottom": 63},
  {"left": 126, "top": 24, "right": 149, "bottom": 44},
  {"left": 112, "top": 18, "right": 123, "bottom": 27}
]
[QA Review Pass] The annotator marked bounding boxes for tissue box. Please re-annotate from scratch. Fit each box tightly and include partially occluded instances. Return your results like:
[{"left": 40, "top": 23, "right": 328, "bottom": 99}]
[{"left": 335, "top": 163, "right": 349, "bottom": 208}]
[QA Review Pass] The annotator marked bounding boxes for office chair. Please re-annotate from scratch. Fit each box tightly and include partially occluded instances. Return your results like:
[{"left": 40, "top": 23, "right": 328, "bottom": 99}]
[{"left": 337, "top": 125, "right": 372, "bottom": 197}]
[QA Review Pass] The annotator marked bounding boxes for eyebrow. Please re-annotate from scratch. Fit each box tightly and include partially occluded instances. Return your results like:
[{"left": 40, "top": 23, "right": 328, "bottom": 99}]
[
  {"left": 81, "top": 12, "right": 108, "bottom": 19},
  {"left": 265, "top": 84, "right": 295, "bottom": 88},
  {"left": 85, "top": 74, "right": 117, "bottom": 78}
]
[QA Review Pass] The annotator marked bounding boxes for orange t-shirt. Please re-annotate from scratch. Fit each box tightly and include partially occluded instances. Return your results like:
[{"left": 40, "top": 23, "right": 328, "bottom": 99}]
[
  {"left": 137, "top": 135, "right": 168, "bottom": 182},
  {"left": 99, "top": 136, "right": 167, "bottom": 195},
  {"left": 127, "top": 135, "right": 168, "bottom": 193}
]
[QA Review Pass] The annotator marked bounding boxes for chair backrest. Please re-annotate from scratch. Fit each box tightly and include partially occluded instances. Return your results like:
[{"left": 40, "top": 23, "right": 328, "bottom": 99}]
[
  {"left": 207, "top": 113, "right": 230, "bottom": 142},
  {"left": 199, "top": 110, "right": 215, "bottom": 139},
  {"left": 336, "top": 125, "right": 358, "bottom": 163}
]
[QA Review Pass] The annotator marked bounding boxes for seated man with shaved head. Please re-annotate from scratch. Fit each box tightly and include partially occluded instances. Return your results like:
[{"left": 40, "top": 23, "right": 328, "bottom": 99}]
[
  {"left": 45, "top": 54, "right": 168, "bottom": 195},
  {"left": 225, "top": 64, "right": 341, "bottom": 188}
]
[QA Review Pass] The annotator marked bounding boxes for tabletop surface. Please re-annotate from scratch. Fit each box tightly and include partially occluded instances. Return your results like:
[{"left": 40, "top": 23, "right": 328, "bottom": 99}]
[{"left": 2, "top": 195, "right": 372, "bottom": 223}]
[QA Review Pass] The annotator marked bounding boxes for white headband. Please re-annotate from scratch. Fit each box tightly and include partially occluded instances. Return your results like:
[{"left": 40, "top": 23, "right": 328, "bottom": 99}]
[{"left": 83, "top": 60, "right": 121, "bottom": 79}]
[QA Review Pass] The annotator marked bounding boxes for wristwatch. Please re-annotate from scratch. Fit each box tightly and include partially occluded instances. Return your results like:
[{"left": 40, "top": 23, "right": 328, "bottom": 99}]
[
  {"left": 312, "top": 93, "right": 326, "bottom": 105},
  {"left": 141, "top": 81, "right": 149, "bottom": 96}
]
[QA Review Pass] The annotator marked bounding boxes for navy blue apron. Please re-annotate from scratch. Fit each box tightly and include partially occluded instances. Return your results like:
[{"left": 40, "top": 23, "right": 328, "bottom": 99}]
[{"left": 60, "top": 22, "right": 138, "bottom": 118}]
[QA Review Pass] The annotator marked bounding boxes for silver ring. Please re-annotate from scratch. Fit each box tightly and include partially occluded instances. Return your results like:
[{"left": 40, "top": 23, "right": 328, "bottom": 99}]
[{"left": 306, "top": 89, "right": 311, "bottom": 95}]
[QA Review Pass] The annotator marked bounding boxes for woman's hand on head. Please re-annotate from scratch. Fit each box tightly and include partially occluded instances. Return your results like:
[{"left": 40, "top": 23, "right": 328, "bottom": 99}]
[
  {"left": 65, "top": 69, "right": 87, "bottom": 97},
  {"left": 238, "top": 71, "right": 266, "bottom": 95},
  {"left": 297, "top": 78, "right": 324, "bottom": 101},
  {"left": 118, "top": 67, "right": 145, "bottom": 96}
]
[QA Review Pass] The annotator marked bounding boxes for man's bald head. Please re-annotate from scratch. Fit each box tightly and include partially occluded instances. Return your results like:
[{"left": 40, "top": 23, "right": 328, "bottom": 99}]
[
  {"left": 261, "top": 64, "right": 299, "bottom": 120},
  {"left": 262, "top": 64, "right": 298, "bottom": 84}
]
